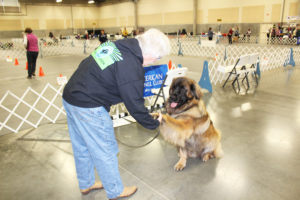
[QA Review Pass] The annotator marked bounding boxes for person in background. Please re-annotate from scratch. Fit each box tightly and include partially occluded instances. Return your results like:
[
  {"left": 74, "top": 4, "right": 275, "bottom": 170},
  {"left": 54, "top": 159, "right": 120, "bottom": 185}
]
[
  {"left": 49, "top": 32, "right": 54, "bottom": 38},
  {"left": 246, "top": 28, "right": 251, "bottom": 42},
  {"left": 23, "top": 28, "right": 39, "bottom": 79},
  {"left": 208, "top": 27, "right": 213, "bottom": 40},
  {"left": 271, "top": 26, "right": 276, "bottom": 44},
  {"left": 267, "top": 28, "right": 271, "bottom": 44},
  {"left": 85, "top": 30, "right": 89, "bottom": 40},
  {"left": 62, "top": 28, "right": 170, "bottom": 200},
  {"left": 99, "top": 29, "right": 108, "bottom": 44},
  {"left": 228, "top": 28, "right": 233, "bottom": 44},
  {"left": 178, "top": 29, "right": 182, "bottom": 35},
  {"left": 122, "top": 27, "right": 128, "bottom": 38},
  {"left": 296, "top": 26, "right": 300, "bottom": 45},
  {"left": 234, "top": 27, "right": 239, "bottom": 42},
  {"left": 132, "top": 29, "right": 137, "bottom": 36},
  {"left": 49, "top": 31, "right": 58, "bottom": 43}
]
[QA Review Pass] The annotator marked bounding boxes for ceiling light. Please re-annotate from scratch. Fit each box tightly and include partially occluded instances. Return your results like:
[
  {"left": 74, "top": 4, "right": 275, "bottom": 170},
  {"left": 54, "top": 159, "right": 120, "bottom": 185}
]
[
  {"left": 56, "top": 0, "right": 62, "bottom": 3},
  {"left": 88, "top": 0, "right": 95, "bottom": 3}
]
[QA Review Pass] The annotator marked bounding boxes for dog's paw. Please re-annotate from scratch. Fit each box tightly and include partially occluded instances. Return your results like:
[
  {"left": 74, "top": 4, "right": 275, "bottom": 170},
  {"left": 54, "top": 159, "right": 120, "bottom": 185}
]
[
  {"left": 174, "top": 162, "right": 186, "bottom": 171},
  {"left": 202, "top": 152, "right": 215, "bottom": 162},
  {"left": 202, "top": 154, "right": 210, "bottom": 162},
  {"left": 151, "top": 113, "right": 160, "bottom": 119}
]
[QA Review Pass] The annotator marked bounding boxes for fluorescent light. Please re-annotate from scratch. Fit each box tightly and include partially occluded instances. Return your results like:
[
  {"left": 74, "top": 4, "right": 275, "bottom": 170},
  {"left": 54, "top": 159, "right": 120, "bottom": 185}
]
[
  {"left": 56, "top": 0, "right": 62, "bottom": 2},
  {"left": 88, "top": 0, "right": 95, "bottom": 3}
]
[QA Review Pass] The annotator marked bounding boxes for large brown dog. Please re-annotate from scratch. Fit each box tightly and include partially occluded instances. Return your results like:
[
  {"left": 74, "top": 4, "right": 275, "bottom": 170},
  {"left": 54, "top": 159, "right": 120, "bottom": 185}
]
[{"left": 153, "top": 77, "right": 223, "bottom": 171}]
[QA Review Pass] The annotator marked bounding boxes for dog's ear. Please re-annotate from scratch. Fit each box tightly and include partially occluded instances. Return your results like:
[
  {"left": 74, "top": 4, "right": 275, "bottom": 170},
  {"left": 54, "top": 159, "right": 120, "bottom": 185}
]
[
  {"left": 169, "top": 78, "right": 177, "bottom": 95},
  {"left": 190, "top": 83, "right": 202, "bottom": 99}
]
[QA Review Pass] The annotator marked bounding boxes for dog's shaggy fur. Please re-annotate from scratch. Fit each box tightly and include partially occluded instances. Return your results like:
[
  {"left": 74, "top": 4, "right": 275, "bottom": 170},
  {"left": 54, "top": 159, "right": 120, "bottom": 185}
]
[{"left": 153, "top": 77, "right": 223, "bottom": 171}]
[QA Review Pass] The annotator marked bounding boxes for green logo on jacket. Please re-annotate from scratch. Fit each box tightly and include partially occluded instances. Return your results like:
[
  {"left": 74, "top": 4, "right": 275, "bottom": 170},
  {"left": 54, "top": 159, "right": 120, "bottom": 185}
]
[{"left": 91, "top": 41, "right": 123, "bottom": 70}]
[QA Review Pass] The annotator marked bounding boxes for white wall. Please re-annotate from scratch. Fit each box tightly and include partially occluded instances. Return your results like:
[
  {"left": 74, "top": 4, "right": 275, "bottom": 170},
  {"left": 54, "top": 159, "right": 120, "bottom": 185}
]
[{"left": 0, "top": 0, "right": 298, "bottom": 31}]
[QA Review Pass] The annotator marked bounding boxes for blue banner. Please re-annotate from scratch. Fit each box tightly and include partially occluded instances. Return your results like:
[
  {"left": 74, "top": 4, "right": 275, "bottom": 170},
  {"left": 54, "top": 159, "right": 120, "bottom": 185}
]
[{"left": 143, "top": 64, "right": 168, "bottom": 97}]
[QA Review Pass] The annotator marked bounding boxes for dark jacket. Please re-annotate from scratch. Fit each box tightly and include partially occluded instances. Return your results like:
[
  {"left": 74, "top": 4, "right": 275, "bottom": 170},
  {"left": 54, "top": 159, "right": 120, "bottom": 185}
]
[
  {"left": 63, "top": 38, "right": 159, "bottom": 130},
  {"left": 296, "top": 29, "right": 300, "bottom": 37},
  {"left": 99, "top": 33, "right": 107, "bottom": 44},
  {"left": 208, "top": 30, "right": 213, "bottom": 39}
]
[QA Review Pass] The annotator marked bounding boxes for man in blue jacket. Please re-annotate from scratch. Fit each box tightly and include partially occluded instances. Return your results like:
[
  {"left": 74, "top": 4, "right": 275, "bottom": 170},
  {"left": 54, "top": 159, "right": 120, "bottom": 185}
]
[{"left": 62, "top": 28, "right": 170, "bottom": 200}]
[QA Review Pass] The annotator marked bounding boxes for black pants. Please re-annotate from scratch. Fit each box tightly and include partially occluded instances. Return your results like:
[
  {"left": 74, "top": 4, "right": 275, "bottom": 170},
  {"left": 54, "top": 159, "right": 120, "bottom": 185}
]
[
  {"left": 26, "top": 51, "right": 39, "bottom": 77},
  {"left": 209, "top": 37, "right": 213, "bottom": 40},
  {"left": 228, "top": 35, "right": 232, "bottom": 44}
]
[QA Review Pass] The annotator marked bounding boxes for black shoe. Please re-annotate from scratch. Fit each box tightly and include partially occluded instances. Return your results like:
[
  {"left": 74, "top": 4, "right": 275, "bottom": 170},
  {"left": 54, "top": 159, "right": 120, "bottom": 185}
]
[
  {"left": 32, "top": 73, "right": 36, "bottom": 76},
  {"left": 27, "top": 76, "right": 32, "bottom": 79}
]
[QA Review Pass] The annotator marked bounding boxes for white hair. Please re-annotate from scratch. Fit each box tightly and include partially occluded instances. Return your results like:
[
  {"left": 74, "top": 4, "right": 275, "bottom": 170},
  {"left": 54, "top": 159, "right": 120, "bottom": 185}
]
[{"left": 136, "top": 28, "right": 171, "bottom": 58}]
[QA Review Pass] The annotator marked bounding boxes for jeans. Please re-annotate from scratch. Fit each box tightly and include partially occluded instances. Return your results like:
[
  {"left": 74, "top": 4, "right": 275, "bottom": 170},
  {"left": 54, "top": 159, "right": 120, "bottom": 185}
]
[
  {"left": 26, "top": 51, "right": 38, "bottom": 77},
  {"left": 62, "top": 99, "right": 124, "bottom": 199}
]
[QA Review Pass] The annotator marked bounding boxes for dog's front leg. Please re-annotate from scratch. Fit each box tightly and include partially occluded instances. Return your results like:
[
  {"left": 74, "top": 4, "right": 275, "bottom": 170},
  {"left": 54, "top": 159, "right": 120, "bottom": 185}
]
[{"left": 174, "top": 147, "right": 187, "bottom": 171}]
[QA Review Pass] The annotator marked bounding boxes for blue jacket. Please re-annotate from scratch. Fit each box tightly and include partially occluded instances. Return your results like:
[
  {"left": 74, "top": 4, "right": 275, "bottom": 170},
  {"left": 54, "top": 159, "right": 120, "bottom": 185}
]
[{"left": 63, "top": 38, "right": 159, "bottom": 130}]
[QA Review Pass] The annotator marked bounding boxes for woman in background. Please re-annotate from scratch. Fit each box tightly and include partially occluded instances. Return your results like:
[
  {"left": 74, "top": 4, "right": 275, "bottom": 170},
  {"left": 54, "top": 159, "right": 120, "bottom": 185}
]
[
  {"left": 23, "top": 27, "right": 39, "bottom": 79},
  {"left": 208, "top": 27, "right": 213, "bottom": 40}
]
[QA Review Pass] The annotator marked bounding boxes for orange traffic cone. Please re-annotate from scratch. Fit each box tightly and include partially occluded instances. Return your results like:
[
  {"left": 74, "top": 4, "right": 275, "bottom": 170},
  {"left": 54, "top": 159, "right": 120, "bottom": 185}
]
[
  {"left": 25, "top": 62, "right": 28, "bottom": 70},
  {"left": 14, "top": 58, "right": 19, "bottom": 66},
  {"left": 39, "top": 66, "right": 45, "bottom": 77},
  {"left": 168, "top": 60, "right": 172, "bottom": 70}
]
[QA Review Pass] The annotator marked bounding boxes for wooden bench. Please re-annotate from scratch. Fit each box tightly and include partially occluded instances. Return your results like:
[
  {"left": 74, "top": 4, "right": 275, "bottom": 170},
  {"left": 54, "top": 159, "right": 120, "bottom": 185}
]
[{"left": 217, "top": 53, "right": 259, "bottom": 93}]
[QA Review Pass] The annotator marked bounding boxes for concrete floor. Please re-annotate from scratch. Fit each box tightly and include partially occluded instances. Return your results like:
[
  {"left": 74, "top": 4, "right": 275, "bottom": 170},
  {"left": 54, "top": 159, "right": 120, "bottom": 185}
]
[{"left": 0, "top": 54, "right": 300, "bottom": 200}]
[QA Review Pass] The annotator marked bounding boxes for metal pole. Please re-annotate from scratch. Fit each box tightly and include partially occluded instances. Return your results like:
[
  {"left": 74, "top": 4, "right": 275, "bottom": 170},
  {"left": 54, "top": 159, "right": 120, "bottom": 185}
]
[
  {"left": 193, "top": 0, "right": 197, "bottom": 35},
  {"left": 298, "top": 0, "right": 300, "bottom": 17},
  {"left": 70, "top": 5, "right": 74, "bottom": 34},
  {"left": 281, "top": 0, "right": 286, "bottom": 27},
  {"left": 134, "top": 0, "right": 138, "bottom": 30}
]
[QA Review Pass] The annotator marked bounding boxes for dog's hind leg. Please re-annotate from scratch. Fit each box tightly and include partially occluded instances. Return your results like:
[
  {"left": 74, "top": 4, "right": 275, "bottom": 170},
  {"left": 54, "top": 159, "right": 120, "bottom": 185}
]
[
  {"left": 202, "top": 142, "right": 223, "bottom": 162},
  {"left": 174, "top": 148, "right": 187, "bottom": 171},
  {"left": 202, "top": 153, "right": 211, "bottom": 162},
  {"left": 213, "top": 142, "right": 223, "bottom": 158}
]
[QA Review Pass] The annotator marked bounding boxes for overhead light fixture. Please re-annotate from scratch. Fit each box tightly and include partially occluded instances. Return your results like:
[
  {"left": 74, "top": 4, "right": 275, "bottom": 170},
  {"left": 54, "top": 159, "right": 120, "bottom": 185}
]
[
  {"left": 88, "top": 0, "right": 95, "bottom": 3},
  {"left": 56, "top": 0, "right": 62, "bottom": 3}
]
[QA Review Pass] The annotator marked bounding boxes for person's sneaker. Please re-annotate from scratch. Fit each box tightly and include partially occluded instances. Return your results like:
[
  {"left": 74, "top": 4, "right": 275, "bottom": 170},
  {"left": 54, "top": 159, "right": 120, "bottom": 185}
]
[
  {"left": 27, "top": 76, "right": 32, "bottom": 79},
  {"left": 32, "top": 73, "right": 36, "bottom": 76},
  {"left": 109, "top": 186, "right": 138, "bottom": 200},
  {"left": 80, "top": 181, "right": 104, "bottom": 195}
]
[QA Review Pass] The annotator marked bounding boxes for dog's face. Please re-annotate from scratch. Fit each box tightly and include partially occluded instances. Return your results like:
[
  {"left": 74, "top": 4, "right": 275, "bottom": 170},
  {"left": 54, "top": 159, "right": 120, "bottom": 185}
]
[{"left": 167, "top": 77, "right": 202, "bottom": 114}]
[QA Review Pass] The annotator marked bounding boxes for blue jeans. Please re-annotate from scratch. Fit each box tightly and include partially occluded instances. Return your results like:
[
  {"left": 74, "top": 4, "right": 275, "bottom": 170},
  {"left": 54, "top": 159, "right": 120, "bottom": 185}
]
[{"left": 62, "top": 100, "right": 124, "bottom": 199}]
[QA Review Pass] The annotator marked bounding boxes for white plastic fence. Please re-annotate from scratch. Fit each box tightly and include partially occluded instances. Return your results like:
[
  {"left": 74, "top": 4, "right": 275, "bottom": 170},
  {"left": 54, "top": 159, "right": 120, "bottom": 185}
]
[
  {"left": 170, "top": 37, "right": 299, "bottom": 85},
  {"left": 1, "top": 35, "right": 299, "bottom": 61},
  {"left": 0, "top": 38, "right": 102, "bottom": 60},
  {"left": 0, "top": 82, "right": 165, "bottom": 135},
  {"left": 0, "top": 83, "right": 66, "bottom": 134}
]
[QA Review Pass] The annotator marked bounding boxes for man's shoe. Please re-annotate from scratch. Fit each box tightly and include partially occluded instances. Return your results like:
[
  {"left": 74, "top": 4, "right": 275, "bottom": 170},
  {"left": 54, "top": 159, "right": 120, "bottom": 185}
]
[
  {"left": 80, "top": 181, "right": 104, "bottom": 195},
  {"left": 32, "top": 73, "right": 36, "bottom": 76},
  {"left": 109, "top": 186, "right": 137, "bottom": 200},
  {"left": 27, "top": 76, "right": 32, "bottom": 79}
]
